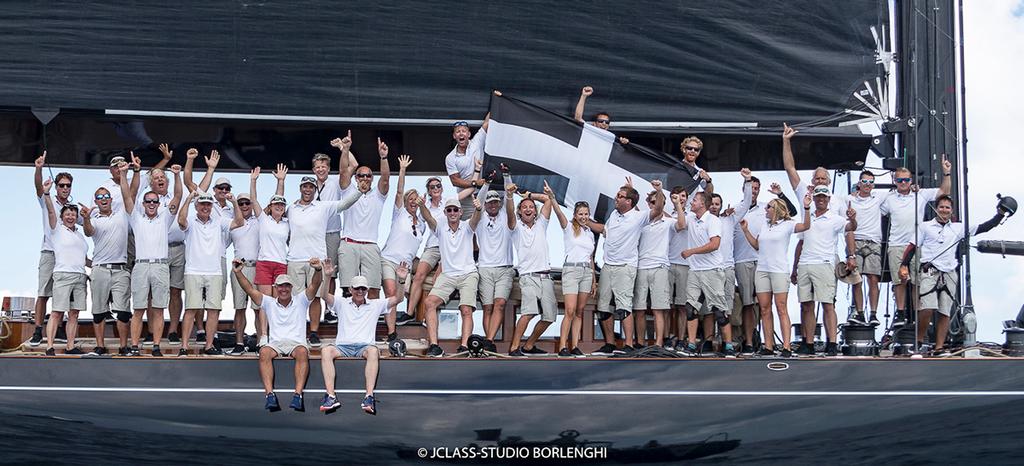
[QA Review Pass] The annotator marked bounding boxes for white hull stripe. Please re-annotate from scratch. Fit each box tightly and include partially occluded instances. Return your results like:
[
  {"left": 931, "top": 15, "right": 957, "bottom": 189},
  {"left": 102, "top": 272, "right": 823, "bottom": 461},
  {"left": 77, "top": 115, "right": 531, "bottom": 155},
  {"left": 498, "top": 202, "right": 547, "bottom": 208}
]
[{"left": 1, "top": 387, "right": 1023, "bottom": 396}]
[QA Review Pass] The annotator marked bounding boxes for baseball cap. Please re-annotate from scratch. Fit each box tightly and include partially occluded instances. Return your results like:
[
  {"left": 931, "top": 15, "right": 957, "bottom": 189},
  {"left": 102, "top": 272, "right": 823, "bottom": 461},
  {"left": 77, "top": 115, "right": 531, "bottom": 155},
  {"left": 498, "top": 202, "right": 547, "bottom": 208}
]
[
  {"left": 195, "top": 192, "right": 215, "bottom": 204},
  {"left": 485, "top": 191, "right": 502, "bottom": 202},
  {"left": 273, "top": 274, "right": 294, "bottom": 286},
  {"left": 236, "top": 193, "right": 251, "bottom": 201},
  {"left": 300, "top": 176, "right": 317, "bottom": 187},
  {"left": 213, "top": 177, "right": 232, "bottom": 188},
  {"left": 109, "top": 155, "right": 127, "bottom": 167},
  {"left": 269, "top": 195, "right": 287, "bottom": 205},
  {"left": 443, "top": 198, "right": 461, "bottom": 209},
  {"left": 350, "top": 276, "right": 370, "bottom": 289},
  {"left": 812, "top": 186, "right": 832, "bottom": 197}
]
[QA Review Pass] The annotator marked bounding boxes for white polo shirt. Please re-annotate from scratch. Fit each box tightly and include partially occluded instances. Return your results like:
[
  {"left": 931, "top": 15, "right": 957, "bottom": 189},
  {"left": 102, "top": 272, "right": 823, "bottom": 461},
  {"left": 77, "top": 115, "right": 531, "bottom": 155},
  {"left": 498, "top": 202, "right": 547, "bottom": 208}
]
[
  {"left": 883, "top": 188, "right": 940, "bottom": 246},
  {"left": 315, "top": 176, "right": 343, "bottom": 233},
  {"left": 381, "top": 208, "right": 426, "bottom": 265},
  {"left": 797, "top": 210, "right": 848, "bottom": 265},
  {"left": 795, "top": 178, "right": 848, "bottom": 217},
  {"left": 90, "top": 210, "right": 129, "bottom": 265},
  {"left": 38, "top": 195, "right": 76, "bottom": 252},
  {"left": 182, "top": 213, "right": 231, "bottom": 275},
  {"left": 332, "top": 297, "right": 389, "bottom": 345},
  {"left": 51, "top": 224, "right": 88, "bottom": 274},
  {"left": 562, "top": 224, "right": 595, "bottom": 264},
  {"left": 286, "top": 198, "right": 353, "bottom": 262},
  {"left": 261, "top": 294, "right": 310, "bottom": 346},
  {"left": 914, "top": 219, "right": 976, "bottom": 273},
  {"left": 668, "top": 212, "right": 690, "bottom": 266},
  {"left": 475, "top": 213, "right": 513, "bottom": 267},
  {"left": 444, "top": 128, "right": 487, "bottom": 182},
  {"left": 434, "top": 219, "right": 476, "bottom": 277},
  {"left": 734, "top": 203, "right": 765, "bottom": 264},
  {"left": 849, "top": 191, "right": 884, "bottom": 242},
  {"left": 257, "top": 215, "right": 289, "bottom": 264},
  {"left": 230, "top": 214, "right": 260, "bottom": 261},
  {"left": 685, "top": 210, "right": 724, "bottom": 271},
  {"left": 637, "top": 217, "right": 671, "bottom": 270},
  {"left": 753, "top": 219, "right": 797, "bottom": 274},
  {"left": 423, "top": 198, "right": 445, "bottom": 249},
  {"left": 512, "top": 216, "right": 550, "bottom": 274},
  {"left": 340, "top": 186, "right": 387, "bottom": 243},
  {"left": 130, "top": 207, "right": 175, "bottom": 261},
  {"left": 602, "top": 207, "right": 651, "bottom": 267}
]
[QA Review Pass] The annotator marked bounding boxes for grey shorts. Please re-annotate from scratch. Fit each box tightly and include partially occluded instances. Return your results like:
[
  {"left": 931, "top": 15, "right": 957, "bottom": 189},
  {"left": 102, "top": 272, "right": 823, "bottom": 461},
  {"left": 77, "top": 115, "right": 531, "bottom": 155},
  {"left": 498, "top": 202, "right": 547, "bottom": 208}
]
[
  {"left": 734, "top": 261, "right": 757, "bottom": 306},
  {"left": 185, "top": 274, "right": 225, "bottom": 310},
  {"left": 429, "top": 271, "right": 479, "bottom": 308},
  {"left": 633, "top": 266, "right": 671, "bottom": 310},
  {"left": 597, "top": 264, "right": 637, "bottom": 313},
  {"left": 478, "top": 266, "right": 514, "bottom": 305},
  {"left": 51, "top": 271, "right": 86, "bottom": 312},
  {"left": 669, "top": 264, "right": 689, "bottom": 306},
  {"left": 338, "top": 240, "right": 382, "bottom": 288},
  {"left": 855, "top": 240, "right": 882, "bottom": 276},
  {"left": 419, "top": 247, "right": 441, "bottom": 270},
  {"left": 267, "top": 339, "right": 309, "bottom": 357},
  {"left": 168, "top": 242, "right": 186, "bottom": 289},
  {"left": 888, "top": 245, "right": 919, "bottom": 285},
  {"left": 755, "top": 270, "right": 790, "bottom": 295},
  {"left": 687, "top": 269, "right": 729, "bottom": 315},
  {"left": 325, "top": 232, "right": 341, "bottom": 278},
  {"left": 381, "top": 259, "right": 408, "bottom": 284},
  {"left": 919, "top": 268, "right": 959, "bottom": 316},
  {"left": 131, "top": 262, "right": 170, "bottom": 309},
  {"left": 37, "top": 251, "right": 55, "bottom": 297},
  {"left": 797, "top": 263, "right": 838, "bottom": 303},
  {"left": 230, "top": 263, "right": 260, "bottom": 310},
  {"left": 90, "top": 266, "right": 131, "bottom": 314},
  {"left": 722, "top": 266, "right": 736, "bottom": 312},
  {"left": 561, "top": 265, "right": 594, "bottom": 295},
  {"left": 519, "top": 274, "right": 557, "bottom": 322},
  {"left": 287, "top": 261, "right": 320, "bottom": 298}
]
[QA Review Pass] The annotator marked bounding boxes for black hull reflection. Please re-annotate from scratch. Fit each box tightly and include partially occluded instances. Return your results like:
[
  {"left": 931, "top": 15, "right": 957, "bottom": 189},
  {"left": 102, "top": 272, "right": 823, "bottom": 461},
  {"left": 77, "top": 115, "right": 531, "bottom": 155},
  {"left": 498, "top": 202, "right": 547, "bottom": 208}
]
[{"left": 1, "top": 357, "right": 1022, "bottom": 464}]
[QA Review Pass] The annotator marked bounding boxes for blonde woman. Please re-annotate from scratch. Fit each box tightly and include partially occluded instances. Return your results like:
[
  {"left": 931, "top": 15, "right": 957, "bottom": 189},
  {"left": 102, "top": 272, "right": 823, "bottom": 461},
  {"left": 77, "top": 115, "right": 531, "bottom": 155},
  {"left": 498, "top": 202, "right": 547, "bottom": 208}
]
[
  {"left": 551, "top": 196, "right": 596, "bottom": 357},
  {"left": 740, "top": 192, "right": 811, "bottom": 357}
]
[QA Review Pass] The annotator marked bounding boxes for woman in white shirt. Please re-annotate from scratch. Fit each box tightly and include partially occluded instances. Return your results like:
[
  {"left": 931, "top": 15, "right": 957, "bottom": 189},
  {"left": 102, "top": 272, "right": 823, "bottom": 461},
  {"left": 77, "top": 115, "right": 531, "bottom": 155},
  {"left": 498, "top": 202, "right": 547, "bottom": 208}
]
[
  {"left": 740, "top": 192, "right": 811, "bottom": 357},
  {"left": 380, "top": 155, "right": 424, "bottom": 339},
  {"left": 551, "top": 196, "right": 596, "bottom": 357},
  {"left": 41, "top": 179, "right": 89, "bottom": 355}
]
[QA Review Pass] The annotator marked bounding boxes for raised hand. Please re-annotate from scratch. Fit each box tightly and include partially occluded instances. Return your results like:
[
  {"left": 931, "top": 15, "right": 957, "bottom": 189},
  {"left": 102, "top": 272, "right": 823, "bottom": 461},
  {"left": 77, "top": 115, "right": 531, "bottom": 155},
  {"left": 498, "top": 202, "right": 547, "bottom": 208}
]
[
  {"left": 941, "top": 154, "right": 952, "bottom": 174},
  {"left": 723, "top": 205, "right": 736, "bottom": 216},
  {"left": 77, "top": 203, "right": 91, "bottom": 217},
  {"left": 499, "top": 163, "right": 510, "bottom": 174},
  {"left": 472, "top": 197, "right": 482, "bottom": 211},
  {"left": 783, "top": 122, "right": 798, "bottom": 140},
  {"left": 581, "top": 86, "right": 594, "bottom": 96},
  {"left": 398, "top": 154, "right": 412, "bottom": 170},
  {"left": 698, "top": 170, "right": 711, "bottom": 182},
  {"left": 274, "top": 163, "right": 288, "bottom": 181},
  {"left": 322, "top": 258, "right": 336, "bottom": 278},
  {"left": 205, "top": 150, "right": 220, "bottom": 168},
  {"left": 414, "top": 195, "right": 425, "bottom": 207},
  {"left": 34, "top": 151, "right": 47, "bottom": 168},
  {"left": 42, "top": 178, "right": 53, "bottom": 193},
  {"left": 341, "top": 130, "right": 352, "bottom": 150},
  {"left": 803, "top": 191, "right": 813, "bottom": 208},
  {"left": 769, "top": 182, "right": 783, "bottom": 196},
  {"left": 846, "top": 203, "right": 857, "bottom": 221},
  {"left": 505, "top": 183, "right": 518, "bottom": 194},
  {"left": 378, "top": 137, "right": 389, "bottom": 159},
  {"left": 117, "top": 161, "right": 131, "bottom": 173},
  {"left": 186, "top": 148, "right": 199, "bottom": 160},
  {"left": 542, "top": 180, "right": 555, "bottom": 199},
  {"left": 131, "top": 151, "right": 142, "bottom": 170},
  {"left": 493, "top": 90, "right": 503, "bottom": 97},
  {"left": 250, "top": 166, "right": 261, "bottom": 180},
  {"left": 619, "top": 137, "right": 630, "bottom": 145},
  {"left": 169, "top": 164, "right": 182, "bottom": 175},
  {"left": 651, "top": 179, "right": 663, "bottom": 191},
  {"left": 309, "top": 257, "right": 323, "bottom": 270},
  {"left": 740, "top": 168, "right": 752, "bottom": 180},
  {"left": 329, "top": 136, "right": 344, "bottom": 149},
  {"left": 159, "top": 143, "right": 172, "bottom": 160},
  {"left": 624, "top": 176, "right": 633, "bottom": 188},
  {"left": 396, "top": 261, "right": 410, "bottom": 281},
  {"left": 224, "top": 193, "right": 235, "bottom": 203}
]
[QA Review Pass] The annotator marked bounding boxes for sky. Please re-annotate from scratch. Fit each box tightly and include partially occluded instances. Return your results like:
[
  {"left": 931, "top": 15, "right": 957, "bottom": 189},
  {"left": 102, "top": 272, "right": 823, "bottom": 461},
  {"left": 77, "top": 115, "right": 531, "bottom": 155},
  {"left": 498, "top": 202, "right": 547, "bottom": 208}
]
[{"left": 1, "top": 1, "right": 1021, "bottom": 344}]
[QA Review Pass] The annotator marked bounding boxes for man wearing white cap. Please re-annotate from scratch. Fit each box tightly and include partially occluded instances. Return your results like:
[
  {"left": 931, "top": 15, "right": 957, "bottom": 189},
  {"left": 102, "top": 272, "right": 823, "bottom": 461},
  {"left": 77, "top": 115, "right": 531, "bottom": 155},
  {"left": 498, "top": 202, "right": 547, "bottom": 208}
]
[
  {"left": 319, "top": 263, "right": 408, "bottom": 416},
  {"left": 418, "top": 194, "right": 483, "bottom": 357},
  {"left": 227, "top": 167, "right": 263, "bottom": 355},
  {"left": 278, "top": 173, "right": 361, "bottom": 346},
  {"left": 337, "top": 135, "right": 390, "bottom": 297},
  {"left": 233, "top": 257, "right": 323, "bottom": 412},
  {"left": 474, "top": 183, "right": 513, "bottom": 353},
  {"left": 177, "top": 190, "right": 235, "bottom": 356},
  {"left": 184, "top": 149, "right": 233, "bottom": 343},
  {"left": 791, "top": 185, "right": 857, "bottom": 356},
  {"left": 98, "top": 153, "right": 130, "bottom": 214}
]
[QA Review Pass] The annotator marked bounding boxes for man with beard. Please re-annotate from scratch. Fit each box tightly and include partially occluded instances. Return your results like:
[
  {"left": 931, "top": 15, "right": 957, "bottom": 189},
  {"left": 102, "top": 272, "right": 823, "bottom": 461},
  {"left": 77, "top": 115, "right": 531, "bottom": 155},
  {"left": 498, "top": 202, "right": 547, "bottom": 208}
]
[
  {"left": 337, "top": 135, "right": 390, "bottom": 299},
  {"left": 782, "top": 124, "right": 847, "bottom": 215},
  {"left": 505, "top": 182, "right": 557, "bottom": 357}
]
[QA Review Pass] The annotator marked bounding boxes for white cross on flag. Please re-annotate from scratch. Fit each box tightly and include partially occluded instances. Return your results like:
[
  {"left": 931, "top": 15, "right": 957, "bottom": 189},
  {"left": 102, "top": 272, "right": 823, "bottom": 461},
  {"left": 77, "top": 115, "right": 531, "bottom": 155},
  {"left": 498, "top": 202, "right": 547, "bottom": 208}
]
[{"left": 483, "top": 94, "right": 700, "bottom": 220}]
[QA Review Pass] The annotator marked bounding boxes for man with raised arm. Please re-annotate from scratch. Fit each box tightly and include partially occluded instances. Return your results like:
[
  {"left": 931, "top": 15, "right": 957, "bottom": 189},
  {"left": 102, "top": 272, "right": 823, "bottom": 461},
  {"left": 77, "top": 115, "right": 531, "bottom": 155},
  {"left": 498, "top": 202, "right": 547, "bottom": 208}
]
[
  {"left": 575, "top": 86, "right": 630, "bottom": 144},
  {"left": 227, "top": 168, "right": 263, "bottom": 355},
  {"left": 505, "top": 182, "right": 558, "bottom": 356},
  {"left": 183, "top": 148, "right": 232, "bottom": 344},
  {"left": 677, "top": 190, "right": 734, "bottom": 357},
  {"left": 29, "top": 152, "right": 77, "bottom": 347},
  {"left": 319, "top": 261, "right": 408, "bottom": 416},
  {"left": 710, "top": 168, "right": 754, "bottom": 353},
  {"left": 234, "top": 257, "right": 322, "bottom": 412},
  {"left": 177, "top": 190, "right": 234, "bottom": 356},
  {"left": 338, "top": 135, "right": 390, "bottom": 299},
  {"left": 445, "top": 115, "right": 490, "bottom": 219},
  {"left": 473, "top": 162, "right": 513, "bottom": 353},
  {"left": 733, "top": 172, "right": 765, "bottom": 355},
  {"left": 380, "top": 155, "right": 424, "bottom": 340},
  {"left": 781, "top": 123, "right": 847, "bottom": 215}
]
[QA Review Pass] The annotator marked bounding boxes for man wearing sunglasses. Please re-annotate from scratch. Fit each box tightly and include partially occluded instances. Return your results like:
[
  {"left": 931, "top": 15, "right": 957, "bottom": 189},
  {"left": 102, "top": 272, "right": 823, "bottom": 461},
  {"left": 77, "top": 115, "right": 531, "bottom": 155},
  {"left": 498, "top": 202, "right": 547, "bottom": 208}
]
[
  {"left": 680, "top": 137, "right": 713, "bottom": 194},
  {"left": 882, "top": 158, "right": 952, "bottom": 326},
  {"left": 474, "top": 179, "right": 514, "bottom": 354},
  {"left": 782, "top": 124, "right": 848, "bottom": 216},
  {"left": 30, "top": 152, "right": 79, "bottom": 347},
  {"left": 81, "top": 186, "right": 133, "bottom": 356},
  {"left": 228, "top": 173, "right": 263, "bottom": 355},
  {"left": 337, "top": 135, "right": 391, "bottom": 299},
  {"left": 445, "top": 114, "right": 490, "bottom": 220},
  {"left": 98, "top": 154, "right": 131, "bottom": 214},
  {"left": 848, "top": 170, "right": 886, "bottom": 325},
  {"left": 574, "top": 86, "right": 631, "bottom": 144}
]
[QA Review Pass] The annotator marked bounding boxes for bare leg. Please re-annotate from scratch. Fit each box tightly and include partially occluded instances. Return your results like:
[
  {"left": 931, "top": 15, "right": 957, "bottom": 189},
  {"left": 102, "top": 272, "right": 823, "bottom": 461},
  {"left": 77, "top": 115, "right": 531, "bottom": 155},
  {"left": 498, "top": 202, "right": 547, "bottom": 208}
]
[
  {"left": 917, "top": 309, "right": 934, "bottom": 344},
  {"left": 116, "top": 320, "right": 129, "bottom": 348},
  {"left": 423, "top": 296, "right": 443, "bottom": 345},
  {"left": 382, "top": 278, "right": 399, "bottom": 334},
  {"left": 321, "top": 346, "right": 340, "bottom": 396},
  {"left": 459, "top": 305, "right": 474, "bottom": 347},
  {"left": 774, "top": 293, "right": 792, "bottom": 350},
  {"left": 701, "top": 314, "right": 714, "bottom": 347},
  {"left": 181, "top": 309, "right": 197, "bottom": 350},
  {"left": 64, "top": 310, "right": 80, "bottom": 349},
  {"left": 800, "top": 302, "right": 815, "bottom": 343},
  {"left": 633, "top": 310, "right": 648, "bottom": 346},
  {"left": 622, "top": 313, "right": 635, "bottom": 347},
  {"left": 34, "top": 296, "right": 48, "bottom": 328},
  {"left": 524, "top": 320, "right": 552, "bottom": 350},
  {"left": 572, "top": 293, "right": 586, "bottom": 348},
  {"left": 934, "top": 313, "right": 951, "bottom": 350},
  {"left": 510, "top": 314, "right": 534, "bottom": 351},
  {"left": 485, "top": 298, "right": 506, "bottom": 341},
  {"left": 258, "top": 346, "right": 277, "bottom": 394},
  {"left": 308, "top": 298, "right": 321, "bottom": 333},
  {"left": 686, "top": 316, "right": 699, "bottom": 346},
  {"left": 130, "top": 309, "right": 147, "bottom": 346},
  {"left": 893, "top": 282, "right": 907, "bottom": 311},
  {"left": 821, "top": 303, "right": 838, "bottom": 343},
  {"left": 292, "top": 346, "right": 309, "bottom": 393},
  {"left": 559, "top": 295, "right": 577, "bottom": 351},
  {"left": 168, "top": 287, "right": 183, "bottom": 334},
  {"left": 867, "top": 275, "right": 880, "bottom": 315},
  {"left": 742, "top": 304, "right": 756, "bottom": 346},
  {"left": 756, "top": 293, "right": 774, "bottom": 350},
  {"left": 92, "top": 321, "right": 105, "bottom": 350},
  {"left": 204, "top": 310, "right": 220, "bottom": 350},
  {"left": 148, "top": 307, "right": 164, "bottom": 346},
  {"left": 853, "top": 284, "right": 865, "bottom": 314},
  {"left": 363, "top": 346, "right": 380, "bottom": 395},
  {"left": 599, "top": 317, "right": 616, "bottom": 345},
  {"left": 407, "top": 261, "right": 433, "bottom": 320},
  {"left": 45, "top": 310, "right": 64, "bottom": 349},
  {"left": 653, "top": 310, "right": 666, "bottom": 345}
]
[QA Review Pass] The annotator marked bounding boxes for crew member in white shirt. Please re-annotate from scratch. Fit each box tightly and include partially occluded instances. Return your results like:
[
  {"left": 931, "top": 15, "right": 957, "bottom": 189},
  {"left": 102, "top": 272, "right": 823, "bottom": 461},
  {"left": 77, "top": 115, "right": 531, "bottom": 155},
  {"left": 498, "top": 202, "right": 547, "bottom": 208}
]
[
  {"left": 177, "top": 191, "right": 234, "bottom": 356},
  {"left": 40, "top": 180, "right": 88, "bottom": 356},
  {"left": 475, "top": 184, "right": 514, "bottom": 353},
  {"left": 791, "top": 186, "right": 857, "bottom": 356},
  {"left": 847, "top": 170, "right": 885, "bottom": 326},
  {"left": 551, "top": 198, "right": 596, "bottom": 357},
  {"left": 98, "top": 154, "right": 129, "bottom": 214},
  {"left": 505, "top": 182, "right": 558, "bottom": 357},
  {"left": 733, "top": 174, "right": 765, "bottom": 355},
  {"left": 253, "top": 165, "right": 292, "bottom": 302},
  {"left": 709, "top": 168, "right": 754, "bottom": 353},
  {"left": 668, "top": 188, "right": 697, "bottom": 354},
  {"left": 29, "top": 152, "right": 76, "bottom": 347},
  {"left": 678, "top": 191, "right": 735, "bottom": 357},
  {"left": 227, "top": 168, "right": 263, "bottom": 356},
  {"left": 338, "top": 136, "right": 390, "bottom": 296},
  {"left": 632, "top": 191, "right": 673, "bottom": 352},
  {"left": 184, "top": 148, "right": 233, "bottom": 344},
  {"left": 379, "top": 155, "right": 424, "bottom": 341},
  {"left": 445, "top": 115, "right": 490, "bottom": 219},
  {"left": 781, "top": 123, "right": 848, "bottom": 216}
]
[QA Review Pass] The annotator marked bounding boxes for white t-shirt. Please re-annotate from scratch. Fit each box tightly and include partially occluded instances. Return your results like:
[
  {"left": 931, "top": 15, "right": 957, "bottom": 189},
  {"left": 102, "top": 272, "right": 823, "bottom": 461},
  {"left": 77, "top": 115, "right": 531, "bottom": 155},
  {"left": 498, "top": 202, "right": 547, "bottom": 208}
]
[
  {"left": 795, "top": 178, "right": 848, "bottom": 217},
  {"left": 340, "top": 186, "right": 387, "bottom": 243},
  {"left": 734, "top": 203, "right": 765, "bottom": 264},
  {"left": 562, "top": 224, "right": 595, "bottom": 264},
  {"left": 434, "top": 219, "right": 476, "bottom": 276},
  {"left": 130, "top": 207, "right": 176, "bottom": 261},
  {"left": 602, "top": 207, "right": 651, "bottom": 267},
  {"left": 182, "top": 213, "right": 231, "bottom": 275},
  {"left": 422, "top": 198, "right": 445, "bottom": 249},
  {"left": 261, "top": 294, "right": 310, "bottom": 345},
  {"left": 257, "top": 215, "right": 290, "bottom": 263},
  {"left": 332, "top": 297, "right": 389, "bottom": 345},
  {"left": 381, "top": 208, "right": 426, "bottom": 265},
  {"left": 797, "top": 211, "right": 848, "bottom": 265},
  {"left": 142, "top": 191, "right": 185, "bottom": 243},
  {"left": 913, "top": 219, "right": 976, "bottom": 273},
  {"left": 668, "top": 212, "right": 689, "bottom": 266},
  {"left": 685, "top": 211, "right": 724, "bottom": 271},
  {"left": 230, "top": 214, "right": 260, "bottom": 260},
  {"left": 753, "top": 219, "right": 798, "bottom": 274},
  {"left": 90, "top": 210, "right": 129, "bottom": 265},
  {"left": 637, "top": 217, "right": 671, "bottom": 269},
  {"left": 444, "top": 129, "right": 487, "bottom": 182},
  {"left": 38, "top": 195, "right": 75, "bottom": 252},
  {"left": 849, "top": 191, "right": 884, "bottom": 242},
  {"left": 51, "top": 224, "right": 88, "bottom": 274},
  {"left": 315, "top": 176, "right": 343, "bottom": 233},
  {"left": 882, "top": 188, "right": 940, "bottom": 246},
  {"left": 511, "top": 216, "right": 550, "bottom": 274},
  {"left": 475, "top": 213, "right": 513, "bottom": 267},
  {"left": 286, "top": 200, "right": 350, "bottom": 262}
]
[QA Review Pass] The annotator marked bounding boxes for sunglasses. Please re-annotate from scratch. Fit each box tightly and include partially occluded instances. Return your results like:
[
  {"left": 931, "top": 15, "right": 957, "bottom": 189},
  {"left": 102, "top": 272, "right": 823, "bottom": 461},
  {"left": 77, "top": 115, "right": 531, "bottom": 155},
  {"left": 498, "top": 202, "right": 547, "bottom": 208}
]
[
  {"left": 352, "top": 287, "right": 368, "bottom": 292},
  {"left": 215, "top": 185, "right": 232, "bottom": 191},
  {"left": 57, "top": 183, "right": 72, "bottom": 188},
  {"left": 574, "top": 201, "right": 590, "bottom": 208},
  {"left": 237, "top": 201, "right": 252, "bottom": 206},
  {"left": 595, "top": 119, "right": 610, "bottom": 124},
  {"left": 683, "top": 146, "right": 702, "bottom": 152},
  {"left": 95, "top": 194, "right": 112, "bottom": 200},
  {"left": 895, "top": 177, "right": 912, "bottom": 183},
  {"left": 860, "top": 179, "right": 875, "bottom": 184},
  {"left": 452, "top": 121, "right": 469, "bottom": 127},
  {"left": 411, "top": 223, "right": 419, "bottom": 236},
  {"left": 143, "top": 199, "right": 160, "bottom": 205},
  {"left": 355, "top": 173, "right": 373, "bottom": 179},
  {"left": 428, "top": 183, "right": 442, "bottom": 189},
  {"left": 445, "top": 207, "right": 461, "bottom": 213}
]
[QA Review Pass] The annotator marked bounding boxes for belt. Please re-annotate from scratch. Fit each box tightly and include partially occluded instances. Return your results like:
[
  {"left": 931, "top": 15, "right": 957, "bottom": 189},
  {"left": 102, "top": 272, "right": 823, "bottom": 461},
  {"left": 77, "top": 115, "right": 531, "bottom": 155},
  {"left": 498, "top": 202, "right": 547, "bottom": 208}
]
[
  {"left": 97, "top": 263, "right": 128, "bottom": 270},
  {"left": 342, "top": 237, "right": 376, "bottom": 245},
  {"left": 136, "top": 258, "right": 168, "bottom": 264},
  {"left": 520, "top": 271, "right": 551, "bottom": 277},
  {"left": 563, "top": 262, "right": 591, "bottom": 268},
  {"left": 237, "top": 259, "right": 257, "bottom": 266},
  {"left": 168, "top": 241, "right": 184, "bottom": 247}
]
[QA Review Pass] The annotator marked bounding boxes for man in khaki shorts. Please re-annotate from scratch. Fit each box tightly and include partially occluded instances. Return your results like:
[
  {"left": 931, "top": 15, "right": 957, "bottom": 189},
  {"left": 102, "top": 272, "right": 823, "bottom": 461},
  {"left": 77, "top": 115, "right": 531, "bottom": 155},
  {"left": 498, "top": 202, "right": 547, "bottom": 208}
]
[
  {"left": 338, "top": 135, "right": 390, "bottom": 298},
  {"left": 709, "top": 170, "right": 753, "bottom": 351},
  {"left": 419, "top": 197, "right": 482, "bottom": 357},
  {"left": 228, "top": 187, "right": 262, "bottom": 356},
  {"left": 678, "top": 191, "right": 734, "bottom": 357},
  {"left": 178, "top": 191, "right": 234, "bottom": 356},
  {"left": 633, "top": 191, "right": 672, "bottom": 351},
  {"left": 792, "top": 186, "right": 857, "bottom": 356},
  {"left": 667, "top": 187, "right": 694, "bottom": 354},
  {"left": 475, "top": 189, "right": 514, "bottom": 353},
  {"left": 848, "top": 170, "right": 885, "bottom": 326},
  {"left": 31, "top": 152, "right": 78, "bottom": 347},
  {"left": 506, "top": 183, "right": 558, "bottom": 357}
]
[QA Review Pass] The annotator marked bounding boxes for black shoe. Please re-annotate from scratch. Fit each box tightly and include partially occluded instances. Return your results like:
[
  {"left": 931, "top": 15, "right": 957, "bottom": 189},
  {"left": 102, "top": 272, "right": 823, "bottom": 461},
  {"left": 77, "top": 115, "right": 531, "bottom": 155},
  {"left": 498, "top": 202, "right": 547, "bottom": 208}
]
[
  {"left": 780, "top": 348, "right": 793, "bottom": 358},
  {"left": 229, "top": 344, "right": 245, "bottom": 356},
  {"left": 591, "top": 343, "right": 617, "bottom": 356},
  {"left": 892, "top": 310, "right": 907, "bottom": 327},
  {"left": 700, "top": 341, "right": 715, "bottom": 356},
  {"left": 523, "top": 346, "right": 548, "bottom": 355},
  {"left": 757, "top": 347, "right": 776, "bottom": 356},
  {"left": 324, "top": 309, "right": 338, "bottom": 324},
  {"left": 130, "top": 345, "right": 141, "bottom": 356},
  {"left": 676, "top": 342, "right": 697, "bottom": 357},
  {"left": 396, "top": 313, "right": 418, "bottom": 326},
  {"left": 168, "top": 332, "right": 181, "bottom": 344},
  {"left": 45, "top": 347, "right": 55, "bottom": 356},
  {"left": 151, "top": 347, "right": 163, "bottom": 357},
  {"left": 795, "top": 342, "right": 814, "bottom": 355},
  {"left": 55, "top": 325, "right": 67, "bottom": 343},
  {"left": 143, "top": 333, "right": 154, "bottom": 347},
  {"left": 613, "top": 345, "right": 634, "bottom": 355},
  {"left": 868, "top": 314, "right": 880, "bottom": 326},
  {"left": 427, "top": 344, "right": 444, "bottom": 358},
  {"left": 484, "top": 339, "right": 498, "bottom": 353},
  {"left": 89, "top": 346, "right": 108, "bottom": 356},
  {"left": 178, "top": 348, "right": 188, "bottom": 357},
  {"left": 571, "top": 348, "right": 584, "bottom": 357},
  {"left": 456, "top": 345, "right": 469, "bottom": 353},
  {"left": 118, "top": 346, "right": 131, "bottom": 356},
  {"left": 195, "top": 331, "right": 206, "bottom": 343},
  {"left": 308, "top": 332, "right": 321, "bottom": 347},
  {"left": 847, "top": 313, "right": 867, "bottom": 325},
  {"left": 558, "top": 348, "right": 572, "bottom": 357},
  {"left": 722, "top": 345, "right": 737, "bottom": 358},
  {"left": 386, "top": 332, "right": 398, "bottom": 342},
  {"left": 29, "top": 326, "right": 43, "bottom": 347},
  {"left": 203, "top": 347, "right": 223, "bottom": 356},
  {"left": 741, "top": 344, "right": 755, "bottom": 355},
  {"left": 825, "top": 342, "right": 839, "bottom": 356},
  {"left": 509, "top": 348, "right": 526, "bottom": 357}
]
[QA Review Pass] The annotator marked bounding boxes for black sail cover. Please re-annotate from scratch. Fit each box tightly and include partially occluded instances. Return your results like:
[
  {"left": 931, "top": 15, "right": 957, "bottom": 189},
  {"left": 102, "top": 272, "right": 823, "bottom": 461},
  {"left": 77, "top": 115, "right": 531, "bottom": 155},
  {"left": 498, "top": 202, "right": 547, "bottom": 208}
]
[{"left": 0, "top": 1, "right": 886, "bottom": 124}]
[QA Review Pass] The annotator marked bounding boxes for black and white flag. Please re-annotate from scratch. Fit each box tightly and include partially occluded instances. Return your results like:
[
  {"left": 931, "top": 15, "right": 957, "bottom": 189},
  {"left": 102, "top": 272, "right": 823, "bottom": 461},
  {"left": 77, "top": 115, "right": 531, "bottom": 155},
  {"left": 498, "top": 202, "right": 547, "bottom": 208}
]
[{"left": 483, "top": 94, "right": 700, "bottom": 220}]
